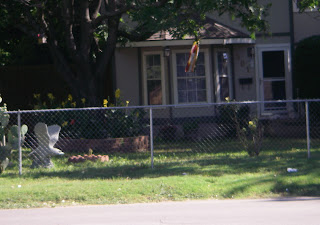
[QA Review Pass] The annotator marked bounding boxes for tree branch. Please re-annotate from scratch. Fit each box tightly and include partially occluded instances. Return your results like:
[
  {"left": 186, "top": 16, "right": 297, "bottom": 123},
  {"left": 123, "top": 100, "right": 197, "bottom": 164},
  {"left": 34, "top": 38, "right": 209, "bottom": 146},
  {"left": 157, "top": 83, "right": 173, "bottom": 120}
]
[
  {"left": 90, "top": 0, "right": 102, "bottom": 20},
  {"left": 62, "top": 0, "right": 77, "bottom": 57},
  {"left": 80, "top": 0, "right": 92, "bottom": 59},
  {"left": 95, "top": 16, "right": 120, "bottom": 84},
  {"left": 92, "top": 0, "right": 169, "bottom": 28},
  {"left": 117, "top": 28, "right": 154, "bottom": 42}
]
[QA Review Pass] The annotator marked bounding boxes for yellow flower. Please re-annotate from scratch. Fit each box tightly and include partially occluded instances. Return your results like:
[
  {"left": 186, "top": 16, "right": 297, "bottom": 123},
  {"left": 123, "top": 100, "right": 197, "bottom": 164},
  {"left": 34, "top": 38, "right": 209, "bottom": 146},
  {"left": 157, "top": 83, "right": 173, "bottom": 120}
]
[
  {"left": 47, "top": 93, "right": 54, "bottom": 100},
  {"left": 115, "top": 89, "right": 121, "bottom": 99},
  {"left": 248, "top": 120, "right": 257, "bottom": 129},
  {"left": 62, "top": 121, "right": 68, "bottom": 127},
  {"left": 67, "top": 94, "right": 73, "bottom": 101},
  {"left": 81, "top": 98, "right": 86, "bottom": 104},
  {"left": 225, "top": 97, "right": 230, "bottom": 102},
  {"left": 71, "top": 102, "right": 76, "bottom": 108},
  {"left": 33, "top": 93, "right": 41, "bottom": 99},
  {"left": 103, "top": 99, "right": 108, "bottom": 107},
  {"left": 126, "top": 100, "right": 130, "bottom": 106}
]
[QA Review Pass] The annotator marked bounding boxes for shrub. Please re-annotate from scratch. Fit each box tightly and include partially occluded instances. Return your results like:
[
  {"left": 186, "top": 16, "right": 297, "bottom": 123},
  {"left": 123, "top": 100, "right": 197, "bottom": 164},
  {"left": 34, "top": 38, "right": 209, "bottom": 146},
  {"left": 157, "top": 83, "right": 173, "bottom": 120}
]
[
  {"left": 218, "top": 98, "right": 263, "bottom": 157},
  {"left": 32, "top": 90, "right": 147, "bottom": 139},
  {"left": 182, "top": 120, "right": 199, "bottom": 136},
  {"left": 294, "top": 35, "right": 320, "bottom": 99},
  {"left": 103, "top": 89, "right": 147, "bottom": 138},
  {"left": 159, "top": 124, "right": 177, "bottom": 141}
]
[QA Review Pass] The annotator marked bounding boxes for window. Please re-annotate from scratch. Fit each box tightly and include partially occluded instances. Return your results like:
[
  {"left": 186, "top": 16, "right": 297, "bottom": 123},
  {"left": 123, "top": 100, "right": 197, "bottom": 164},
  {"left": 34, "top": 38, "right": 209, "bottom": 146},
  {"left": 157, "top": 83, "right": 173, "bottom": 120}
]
[
  {"left": 262, "top": 51, "right": 286, "bottom": 110},
  {"left": 143, "top": 52, "right": 165, "bottom": 105},
  {"left": 215, "top": 49, "right": 233, "bottom": 102},
  {"left": 172, "top": 49, "right": 211, "bottom": 104}
]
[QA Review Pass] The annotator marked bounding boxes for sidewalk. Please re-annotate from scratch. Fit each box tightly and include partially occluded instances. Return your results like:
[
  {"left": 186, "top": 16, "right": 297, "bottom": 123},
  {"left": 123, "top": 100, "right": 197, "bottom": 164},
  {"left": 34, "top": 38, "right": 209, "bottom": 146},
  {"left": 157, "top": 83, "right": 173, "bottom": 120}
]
[{"left": 1, "top": 197, "right": 320, "bottom": 225}]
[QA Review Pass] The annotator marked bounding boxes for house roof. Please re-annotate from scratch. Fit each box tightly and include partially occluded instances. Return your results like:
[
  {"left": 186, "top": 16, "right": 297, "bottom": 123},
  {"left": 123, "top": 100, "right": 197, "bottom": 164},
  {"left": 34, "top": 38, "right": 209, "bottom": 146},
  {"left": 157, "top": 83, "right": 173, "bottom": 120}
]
[
  {"left": 119, "top": 17, "right": 254, "bottom": 47},
  {"left": 147, "top": 17, "right": 249, "bottom": 41}
]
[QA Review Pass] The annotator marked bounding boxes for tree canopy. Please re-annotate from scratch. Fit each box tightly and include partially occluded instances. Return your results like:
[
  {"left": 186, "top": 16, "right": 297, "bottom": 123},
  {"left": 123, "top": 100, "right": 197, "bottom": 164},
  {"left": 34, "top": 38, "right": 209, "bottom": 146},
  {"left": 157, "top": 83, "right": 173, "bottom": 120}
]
[
  {"left": 296, "top": 0, "right": 320, "bottom": 12},
  {"left": 1, "top": 0, "right": 271, "bottom": 106}
]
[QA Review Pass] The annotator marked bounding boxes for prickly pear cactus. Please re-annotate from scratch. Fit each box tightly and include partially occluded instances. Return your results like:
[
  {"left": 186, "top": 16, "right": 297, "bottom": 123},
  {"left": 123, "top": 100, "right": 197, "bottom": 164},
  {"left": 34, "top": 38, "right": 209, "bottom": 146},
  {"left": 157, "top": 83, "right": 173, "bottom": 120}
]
[{"left": 0, "top": 96, "right": 28, "bottom": 174}]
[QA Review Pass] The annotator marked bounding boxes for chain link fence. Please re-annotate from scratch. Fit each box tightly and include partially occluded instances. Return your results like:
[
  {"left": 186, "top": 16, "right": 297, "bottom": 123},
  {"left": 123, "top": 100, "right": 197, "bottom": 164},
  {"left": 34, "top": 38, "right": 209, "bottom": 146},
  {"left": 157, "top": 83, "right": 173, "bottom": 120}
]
[{"left": 2, "top": 99, "right": 320, "bottom": 174}]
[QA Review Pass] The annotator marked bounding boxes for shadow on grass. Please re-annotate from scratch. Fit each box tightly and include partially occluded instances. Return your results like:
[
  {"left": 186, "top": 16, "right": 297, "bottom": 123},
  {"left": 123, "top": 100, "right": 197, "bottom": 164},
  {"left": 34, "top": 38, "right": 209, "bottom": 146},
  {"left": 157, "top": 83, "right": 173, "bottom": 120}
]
[
  {"left": 3, "top": 148, "right": 319, "bottom": 185},
  {"left": 153, "top": 138, "right": 309, "bottom": 154}
]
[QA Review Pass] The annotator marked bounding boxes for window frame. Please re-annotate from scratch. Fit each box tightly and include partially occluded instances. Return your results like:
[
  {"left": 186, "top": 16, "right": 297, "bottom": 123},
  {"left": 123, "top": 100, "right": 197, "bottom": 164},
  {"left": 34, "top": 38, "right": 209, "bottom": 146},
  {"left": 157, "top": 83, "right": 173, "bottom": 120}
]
[
  {"left": 172, "top": 48, "right": 212, "bottom": 105},
  {"left": 255, "top": 43, "right": 292, "bottom": 114},
  {"left": 142, "top": 51, "right": 166, "bottom": 105}
]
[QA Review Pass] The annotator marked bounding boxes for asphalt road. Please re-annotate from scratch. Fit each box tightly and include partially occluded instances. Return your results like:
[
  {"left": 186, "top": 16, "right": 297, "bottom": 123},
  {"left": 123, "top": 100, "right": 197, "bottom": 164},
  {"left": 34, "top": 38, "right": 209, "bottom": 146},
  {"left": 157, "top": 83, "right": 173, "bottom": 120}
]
[{"left": 1, "top": 197, "right": 320, "bottom": 225}]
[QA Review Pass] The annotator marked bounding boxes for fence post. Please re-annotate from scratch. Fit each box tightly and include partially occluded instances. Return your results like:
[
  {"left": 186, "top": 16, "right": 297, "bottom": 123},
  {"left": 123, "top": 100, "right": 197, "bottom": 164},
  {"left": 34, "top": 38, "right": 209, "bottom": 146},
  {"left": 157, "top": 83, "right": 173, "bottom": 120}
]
[
  {"left": 305, "top": 102, "right": 311, "bottom": 159},
  {"left": 18, "top": 110, "right": 22, "bottom": 175},
  {"left": 149, "top": 107, "right": 154, "bottom": 169}
]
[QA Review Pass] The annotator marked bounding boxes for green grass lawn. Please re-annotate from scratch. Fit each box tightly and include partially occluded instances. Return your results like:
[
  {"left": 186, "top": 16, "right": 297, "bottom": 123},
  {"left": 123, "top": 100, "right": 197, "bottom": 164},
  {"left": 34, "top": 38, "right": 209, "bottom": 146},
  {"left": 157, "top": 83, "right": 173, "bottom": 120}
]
[{"left": 0, "top": 139, "right": 319, "bottom": 209}]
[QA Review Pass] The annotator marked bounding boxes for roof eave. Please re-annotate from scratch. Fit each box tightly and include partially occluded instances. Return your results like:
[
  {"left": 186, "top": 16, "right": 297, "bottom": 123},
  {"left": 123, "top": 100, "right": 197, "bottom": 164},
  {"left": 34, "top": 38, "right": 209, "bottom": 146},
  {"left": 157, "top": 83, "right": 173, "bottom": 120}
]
[{"left": 117, "top": 38, "right": 255, "bottom": 48}]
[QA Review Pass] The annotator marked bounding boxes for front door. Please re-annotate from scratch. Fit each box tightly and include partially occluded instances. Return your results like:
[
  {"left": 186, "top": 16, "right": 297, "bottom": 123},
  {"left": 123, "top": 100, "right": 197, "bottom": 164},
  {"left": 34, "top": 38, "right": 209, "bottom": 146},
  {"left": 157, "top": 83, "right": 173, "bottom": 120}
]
[{"left": 257, "top": 44, "right": 291, "bottom": 113}]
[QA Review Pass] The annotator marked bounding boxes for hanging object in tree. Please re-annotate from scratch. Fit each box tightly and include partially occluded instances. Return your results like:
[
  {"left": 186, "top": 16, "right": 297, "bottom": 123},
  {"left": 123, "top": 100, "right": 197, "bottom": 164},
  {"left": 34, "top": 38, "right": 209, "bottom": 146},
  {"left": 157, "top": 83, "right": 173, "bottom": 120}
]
[
  {"left": 185, "top": 41, "right": 200, "bottom": 73},
  {"left": 37, "top": 33, "right": 47, "bottom": 44}
]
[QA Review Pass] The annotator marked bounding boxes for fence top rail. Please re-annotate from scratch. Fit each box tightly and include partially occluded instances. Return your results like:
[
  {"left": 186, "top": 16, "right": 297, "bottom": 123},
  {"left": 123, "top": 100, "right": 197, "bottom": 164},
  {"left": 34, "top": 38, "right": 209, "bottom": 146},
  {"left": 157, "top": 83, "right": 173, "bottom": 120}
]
[{"left": 7, "top": 99, "right": 320, "bottom": 114}]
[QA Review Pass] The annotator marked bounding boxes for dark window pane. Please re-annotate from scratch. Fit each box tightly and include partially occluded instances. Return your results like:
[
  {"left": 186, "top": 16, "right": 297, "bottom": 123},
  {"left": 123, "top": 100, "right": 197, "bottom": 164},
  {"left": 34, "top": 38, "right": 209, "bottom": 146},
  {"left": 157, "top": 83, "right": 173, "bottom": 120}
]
[
  {"left": 178, "top": 79, "right": 187, "bottom": 91},
  {"left": 146, "top": 55, "right": 161, "bottom": 67},
  {"left": 186, "top": 72, "right": 196, "bottom": 77},
  {"left": 147, "top": 66, "right": 161, "bottom": 79},
  {"left": 197, "top": 90, "right": 207, "bottom": 102},
  {"left": 196, "top": 78, "right": 206, "bottom": 90},
  {"left": 263, "top": 80, "right": 286, "bottom": 101},
  {"left": 197, "top": 52, "right": 204, "bottom": 64},
  {"left": 178, "top": 90, "right": 187, "bottom": 103},
  {"left": 187, "top": 91, "right": 196, "bottom": 102},
  {"left": 187, "top": 78, "right": 197, "bottom": 90},
  {"left": 219, "top": 77, "right": 229, "bottom": 101},
  {"left": 154, "top": 55, "right": 160, "bottom": 66},
  {"left": 177, "top": 66, "right": 186, "bottom": 77},
  {"left": 153, "top": 66, "right": 161, "bottom": 79},
  {"left": 195, "top": 65, "right": 205, "bottom": 76},
  {"left": 147, "top": 80, "right": 162, "bottom": 105},
  {"left": 146, "top": 55, "right": 153, "bottom": 67},
  {"left": 176, "top": 53, "right": 187, "bottom": 65},
  {"left": 262, "top": 51, "right": 285, "bottom": 78}
]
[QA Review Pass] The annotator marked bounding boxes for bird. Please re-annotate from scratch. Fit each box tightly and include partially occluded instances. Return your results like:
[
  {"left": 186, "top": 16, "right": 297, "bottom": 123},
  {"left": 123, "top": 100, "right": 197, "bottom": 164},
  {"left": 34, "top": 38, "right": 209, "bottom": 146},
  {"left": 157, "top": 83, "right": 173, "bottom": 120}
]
[{"left": 30, "top": 122, "right": 64, "bottom": 163}]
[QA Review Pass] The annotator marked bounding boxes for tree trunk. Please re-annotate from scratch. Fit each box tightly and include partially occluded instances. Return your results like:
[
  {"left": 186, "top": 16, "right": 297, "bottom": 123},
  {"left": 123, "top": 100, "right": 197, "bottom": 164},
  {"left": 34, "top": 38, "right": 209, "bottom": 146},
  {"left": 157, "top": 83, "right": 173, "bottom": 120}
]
[{"left": 45, "top": 4, "right": 121, "bottom": 106}]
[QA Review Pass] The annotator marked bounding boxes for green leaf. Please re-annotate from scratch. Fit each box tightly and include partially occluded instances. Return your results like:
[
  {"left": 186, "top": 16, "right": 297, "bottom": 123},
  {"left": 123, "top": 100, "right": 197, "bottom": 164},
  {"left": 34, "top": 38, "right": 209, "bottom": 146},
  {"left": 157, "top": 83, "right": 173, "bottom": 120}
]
[{"left": 250, "top": 32, "right": 256, "bottom": 40}]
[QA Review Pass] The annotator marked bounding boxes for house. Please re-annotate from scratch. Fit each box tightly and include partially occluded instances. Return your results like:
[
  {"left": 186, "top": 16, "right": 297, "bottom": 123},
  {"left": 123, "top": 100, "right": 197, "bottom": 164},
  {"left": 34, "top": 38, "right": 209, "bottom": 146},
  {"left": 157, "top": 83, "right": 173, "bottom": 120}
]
[{"left": 113, "top": 0, "right": 320, "bottom": 118}]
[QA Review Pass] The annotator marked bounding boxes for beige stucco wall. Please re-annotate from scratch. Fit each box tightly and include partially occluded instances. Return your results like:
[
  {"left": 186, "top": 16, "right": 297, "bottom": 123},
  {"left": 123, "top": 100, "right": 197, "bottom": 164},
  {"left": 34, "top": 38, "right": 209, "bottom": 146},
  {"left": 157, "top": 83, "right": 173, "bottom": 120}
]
[
  {"left": 115, "top": 48, "right": 140, "bottom": 105},
  {"left": 261, "top": 0, "right": 290, "bottom": 34},
  {"left": 294, "top": 12, "right": 320, "bottom": 43},
  {"left": 209, "top": 0, "right": 290, "bottom": 36},
  {"left": 255, "top": 35, "right": 291, "bottom": 44}
]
